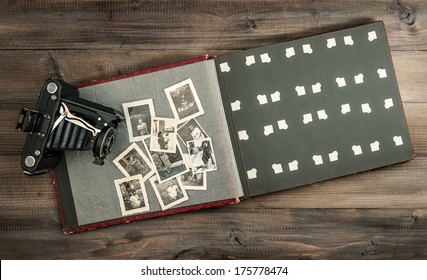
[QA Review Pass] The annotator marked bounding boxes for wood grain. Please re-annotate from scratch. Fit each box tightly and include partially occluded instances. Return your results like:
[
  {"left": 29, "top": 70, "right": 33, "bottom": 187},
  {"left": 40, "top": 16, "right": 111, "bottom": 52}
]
[
  {"left": 0, "top": 0, "right": 426, "bottom": 260},
  {"left": 0, "top": 208, "right": 425, "bottom": 259},
  {"left": 0, "top": 1, "right": 426, "bottom": 51}
]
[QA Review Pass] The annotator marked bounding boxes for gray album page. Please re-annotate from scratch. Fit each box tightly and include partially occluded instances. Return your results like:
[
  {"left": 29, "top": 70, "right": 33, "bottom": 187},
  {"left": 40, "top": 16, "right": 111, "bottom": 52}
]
[{"left": 64, "top": 60, "right": 243, "bottom": 226}]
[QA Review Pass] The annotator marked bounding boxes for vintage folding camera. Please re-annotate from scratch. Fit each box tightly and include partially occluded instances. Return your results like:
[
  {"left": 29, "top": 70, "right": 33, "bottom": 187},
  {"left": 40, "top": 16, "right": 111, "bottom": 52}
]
[{"left": 17, "top": 78, "right": 124, "bottom": 175}]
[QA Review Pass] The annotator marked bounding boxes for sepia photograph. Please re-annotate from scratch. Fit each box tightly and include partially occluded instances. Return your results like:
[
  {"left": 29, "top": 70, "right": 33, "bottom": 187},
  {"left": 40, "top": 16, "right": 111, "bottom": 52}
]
[
  {"left": 113, "top": 143, "right": 155, "bottom": 181},
  {"left": 149, "top": 117, "right": 178, "bottom": 153},
  {"left": 149, "top": 176, "right": 189, "bottom": 210},
  {"left": 114, "top": 174, "right": 150, "bottom": 216},
  {"left": 143, "top": 138, "right": 189, "bottom": 183},
  {"left": 164, "top": 78, "right": 204, "bottom": 123},
  {"left": 177, "top": 118, "right": 208, "bottom": 147},
  {"left": 187, "top": 138, "right": 217, "bottom": 174},
  {"left": 122, "top": 99, "right": 155, "bottom": 142}
]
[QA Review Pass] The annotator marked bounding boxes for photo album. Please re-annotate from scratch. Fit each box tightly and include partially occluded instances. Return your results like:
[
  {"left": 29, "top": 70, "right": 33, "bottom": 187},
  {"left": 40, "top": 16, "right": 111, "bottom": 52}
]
[{"left": 54, "top": 21, "right": 414, "bottom": 233}]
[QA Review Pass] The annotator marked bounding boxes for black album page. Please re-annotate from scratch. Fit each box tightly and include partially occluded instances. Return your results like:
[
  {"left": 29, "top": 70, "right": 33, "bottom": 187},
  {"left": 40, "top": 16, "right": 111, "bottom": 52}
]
[{"left": 215, "top": 22, "right": 414, "bottom": 197}]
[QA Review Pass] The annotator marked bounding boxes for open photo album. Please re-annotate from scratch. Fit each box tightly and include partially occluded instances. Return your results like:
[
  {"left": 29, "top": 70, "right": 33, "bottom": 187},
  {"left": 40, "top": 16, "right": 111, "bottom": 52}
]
[{"left": 54, "top": 21, "right": 414, "bottom": 233}]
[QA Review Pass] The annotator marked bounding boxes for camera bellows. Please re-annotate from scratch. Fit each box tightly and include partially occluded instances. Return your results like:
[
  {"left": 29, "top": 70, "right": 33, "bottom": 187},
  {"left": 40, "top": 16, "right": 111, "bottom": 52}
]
[{"left": 46, "top": 120, "right": 93, "bottom": 150}]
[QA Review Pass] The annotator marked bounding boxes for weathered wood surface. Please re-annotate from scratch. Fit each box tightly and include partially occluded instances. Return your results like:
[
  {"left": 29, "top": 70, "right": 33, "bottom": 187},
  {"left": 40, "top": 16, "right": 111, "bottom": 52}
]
[{"left": 1, "top": 0, "right": 426, "bottom": 259}]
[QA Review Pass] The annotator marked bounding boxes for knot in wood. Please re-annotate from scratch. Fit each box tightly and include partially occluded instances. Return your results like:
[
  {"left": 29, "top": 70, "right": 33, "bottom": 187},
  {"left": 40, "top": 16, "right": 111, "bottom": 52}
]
[
  {"left": 358, "top": 248, "right": 368, "bottom": 257},
  {"left": 395, "top": 2, "right": 416, "bottom": 26},
  {"left": 229, "top": 228, "right": 245, "bottom": 246},
  {"left": 411, "top": 212, "right": 417, "bottom": 223},
  {"left": 369, "top": 240, "right": 378, "bottom": 248},
  {"left": 246, "top": 18, "right": 257, "bottom": 29}
]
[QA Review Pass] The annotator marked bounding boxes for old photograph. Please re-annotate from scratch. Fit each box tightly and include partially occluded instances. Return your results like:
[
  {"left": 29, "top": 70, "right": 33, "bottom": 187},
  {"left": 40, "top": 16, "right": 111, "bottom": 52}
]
[
  {"left": 143, "top": 138, "right": 189, "bottom": 183},
  {"left": 178, "top": 154, "right": 207, "bottom": 190},
  {"left": 114, "top": 174, "right": 150, "bottom": 216},
  {"left": 179, "top": 171, "right": 207, "bottom": 191},
  {"left": 164, "top": 78, "right": 204, "bottom": 123},
  {"left": 149, "top": 117, "right": 178, "bottom": 153},
  {"left": 113, "top": 142, "right": 155, "bottom": 181},
  {"left": 122, "top": 99, "right": 155, "bottom": 142},
  {"left": 149, "top": 176, "right": 189, "bottom": 210},
  {"left": 187, "top": 138, "right": 217, "bottom": 174},
  {"left": 177, "top": 118, "right": 208, "bottom": 147}
]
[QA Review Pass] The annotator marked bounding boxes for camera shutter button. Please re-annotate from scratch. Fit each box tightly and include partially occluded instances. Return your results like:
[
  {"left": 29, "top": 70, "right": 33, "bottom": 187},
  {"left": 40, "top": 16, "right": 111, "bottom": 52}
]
[
  {"left": 24, "top": 156, "right": 36, "bottom": 167},
  {"left": 46, "top": 82, "right": 58, "bottom": 94}
]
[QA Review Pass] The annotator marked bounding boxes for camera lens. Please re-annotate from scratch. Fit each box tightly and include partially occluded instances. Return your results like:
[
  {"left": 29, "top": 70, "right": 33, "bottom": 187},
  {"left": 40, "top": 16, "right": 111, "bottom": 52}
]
[{"left": 93, "top": 127, "right": 115, "bottom": 164}]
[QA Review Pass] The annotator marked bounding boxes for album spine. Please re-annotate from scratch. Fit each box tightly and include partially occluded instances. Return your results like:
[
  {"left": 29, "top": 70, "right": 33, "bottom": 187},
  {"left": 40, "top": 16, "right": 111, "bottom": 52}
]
[
  {"left": 62, "top": 198, "right": 240, "bottom": 234},
  {"left": 213, "top": 59, "right": 252, "bottom": 198}
]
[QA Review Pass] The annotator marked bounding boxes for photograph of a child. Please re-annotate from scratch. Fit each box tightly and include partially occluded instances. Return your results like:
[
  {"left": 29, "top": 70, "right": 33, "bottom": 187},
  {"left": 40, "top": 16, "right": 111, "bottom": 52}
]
[
  {"left": 113, "top": 143, "right": 154, "bottom": 180},
  {"left": 122, "top": 99, "right": 155, "bottom": 142},
  {"left": 149, "top": 176, "right": 189, "bottom": 210},
  {"left": 164, "top": 78, "right": 204, "bottom": 123},
  {"left": 149, "top": 117, "right": 177, "bottom": 153},
  {"left": 143, "top": 138, "right": 189, "bottom": 183},
  {"left": 114, "top": 175, "right": 150, "bottom": 215},
  {"left": 177, "top": 118, "right": 208, "bottom": 147},
  {"left": 187, "top": 138, "right": 217, "bottom": 174}
]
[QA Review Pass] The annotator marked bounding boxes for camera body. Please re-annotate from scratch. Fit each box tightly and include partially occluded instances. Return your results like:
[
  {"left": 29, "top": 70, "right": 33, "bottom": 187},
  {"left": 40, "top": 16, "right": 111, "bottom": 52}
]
[{"left": 17, "top": 78, "right": 124, "bottom": 175}]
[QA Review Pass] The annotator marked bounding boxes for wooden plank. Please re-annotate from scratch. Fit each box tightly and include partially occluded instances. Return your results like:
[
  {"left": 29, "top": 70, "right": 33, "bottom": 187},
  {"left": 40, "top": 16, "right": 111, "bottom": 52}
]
[
  {"left": 0, "top": 50, "right": 217, "bottom": 104},
  {"left": 0, "top": 50, "right": 426, "bottom": 104},
  {"left": 0, "top": 208, "right": 426, "bottom": 259},
  {"left": 0, "top": 1, "right": 425, "bottom": 51},
  {"left": 392, "top": 51, "right": 427, "bottom": 103}
]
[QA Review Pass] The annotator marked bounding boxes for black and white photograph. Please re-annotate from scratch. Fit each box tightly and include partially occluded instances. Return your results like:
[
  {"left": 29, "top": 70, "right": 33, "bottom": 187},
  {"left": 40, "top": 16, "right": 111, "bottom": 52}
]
[
  {"left": 149, "top": 176, "right": 189, "bottom": 210},
  {"left": 179, "top": 170, "right": 207, "bottom": 191},
  {"left": 178, "top": 154, "right": 207, "bottom": 190},
  {"left": 113, "top": 143, "right": 155, "bottom": 181},
  {"left": 114, "top": 174, "right": 150, "bottom": 216},
  {"left": 143, "top": 138, "right": 189, "bottom": 183},
  {"left": 187, "top": 138, "right": 217, "bottom": 174},
  {"left": 177, "top": 118, "right": 208, "bottom": 147},
  {"left": 149, "top": 117, "right": 178, "bottom": 153},
  {"left": 122, "top": 99, "right": 155, "bottom": 142},
  {"left": 164, "top": 78, "right": 204, "bottom": 123}
]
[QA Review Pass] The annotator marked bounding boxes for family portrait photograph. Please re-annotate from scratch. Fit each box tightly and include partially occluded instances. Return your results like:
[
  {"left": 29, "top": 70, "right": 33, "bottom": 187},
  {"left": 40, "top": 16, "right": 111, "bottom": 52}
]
[
  {"left": 114, "top": 175, "right": 150, "bottom": 216},
  {"left": 164, "top": 78, "right": 204, "bottom": 123},
  {"left": 122, "top": 99, "right": 155, "bottom": 142},
  {"left": 113, "top": 143, "right": 155, "bottom": 181},
  {"left": 149, "top": 177, "right": 189, "bottom": 210},
  {"left": 187, "top": 138, "right": 217, "bottom": 174},
  {"left": 149, "top": 117, "right": 178, "bottom": 153},
  {"left": 177, "top": 118, "right": 208, "bottom": 147}
]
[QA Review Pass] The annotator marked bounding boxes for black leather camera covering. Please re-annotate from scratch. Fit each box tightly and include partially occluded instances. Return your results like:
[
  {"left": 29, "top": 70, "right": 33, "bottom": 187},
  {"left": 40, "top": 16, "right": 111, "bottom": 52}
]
[{"left": 17, "top": 78, "right": 124, "bottom": 175}]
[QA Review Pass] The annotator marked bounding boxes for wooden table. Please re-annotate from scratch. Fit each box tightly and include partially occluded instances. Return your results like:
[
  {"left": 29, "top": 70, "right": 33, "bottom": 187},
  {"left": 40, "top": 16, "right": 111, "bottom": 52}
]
[{"left": 1, "top": 1, "right": 426, "bottom": 259}]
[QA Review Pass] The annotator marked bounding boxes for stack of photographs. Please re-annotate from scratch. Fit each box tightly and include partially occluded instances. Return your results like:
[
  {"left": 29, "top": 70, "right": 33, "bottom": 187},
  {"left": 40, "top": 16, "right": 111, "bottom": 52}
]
[{"left": 112, "top": 78, "right": 217, "bottom": 215}]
